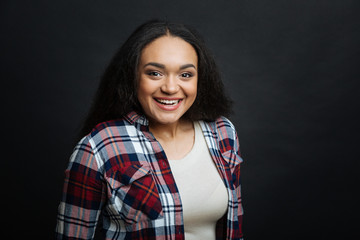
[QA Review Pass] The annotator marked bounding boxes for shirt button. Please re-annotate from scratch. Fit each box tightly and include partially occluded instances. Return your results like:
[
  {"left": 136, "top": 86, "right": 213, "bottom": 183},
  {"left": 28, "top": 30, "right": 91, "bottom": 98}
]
[{"left": 161, "top": 160, "right": 167, "bottom": 168}]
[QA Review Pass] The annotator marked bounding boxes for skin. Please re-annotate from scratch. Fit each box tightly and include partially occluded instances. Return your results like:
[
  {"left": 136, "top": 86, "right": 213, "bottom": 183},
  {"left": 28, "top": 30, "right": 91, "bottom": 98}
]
[{"left": 137, "top": 35, "right": 198, "bottom": 160}]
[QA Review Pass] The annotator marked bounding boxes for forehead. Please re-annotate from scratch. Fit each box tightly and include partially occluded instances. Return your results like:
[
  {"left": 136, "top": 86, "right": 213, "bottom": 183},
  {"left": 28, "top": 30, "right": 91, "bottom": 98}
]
[{"left": 140, "top": 36, "right": 198, "bottom": 66}]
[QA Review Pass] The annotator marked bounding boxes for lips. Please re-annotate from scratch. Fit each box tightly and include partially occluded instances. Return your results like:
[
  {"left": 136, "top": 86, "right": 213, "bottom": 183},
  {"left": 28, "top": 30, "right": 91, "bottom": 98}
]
[
  {"left": 153, "top": 98, "right": 183, "bottom": 110},
  {"left": 155, "top": 98, "right": 181, "bottom": 105}
]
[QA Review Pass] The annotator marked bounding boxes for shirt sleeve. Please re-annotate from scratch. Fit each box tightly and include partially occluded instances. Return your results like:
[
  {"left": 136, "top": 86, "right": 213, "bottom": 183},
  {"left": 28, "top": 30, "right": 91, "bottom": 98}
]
[
  {"left": 216, "top": 117, "right": 244, "bottom": 239},
  {"left": 233, "top": 130, "right": 244, "bottom": 237},
  {"left": 55, "top": 136, "right": 106, "bottom": 240},
  {"left": 233, "top": 133, "right": 243, "bottom": 193}
]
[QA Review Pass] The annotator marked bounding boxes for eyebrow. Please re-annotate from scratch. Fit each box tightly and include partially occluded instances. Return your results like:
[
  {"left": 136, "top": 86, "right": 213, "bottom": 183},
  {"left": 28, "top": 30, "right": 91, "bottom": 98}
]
[{"left": 143, "top": 62, "right": 197, "bottom": 70}]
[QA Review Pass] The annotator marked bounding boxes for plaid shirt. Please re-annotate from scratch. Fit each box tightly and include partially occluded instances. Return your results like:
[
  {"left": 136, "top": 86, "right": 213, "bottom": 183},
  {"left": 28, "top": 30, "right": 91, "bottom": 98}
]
[{"left": 56, "top": 111, "right": 244, "bottom": 240}]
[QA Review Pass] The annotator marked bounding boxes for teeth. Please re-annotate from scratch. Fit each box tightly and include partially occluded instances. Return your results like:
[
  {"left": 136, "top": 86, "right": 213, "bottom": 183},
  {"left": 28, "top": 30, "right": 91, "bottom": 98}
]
[{"left": 156, "top": 99, "right": 180, "bottom": 105}]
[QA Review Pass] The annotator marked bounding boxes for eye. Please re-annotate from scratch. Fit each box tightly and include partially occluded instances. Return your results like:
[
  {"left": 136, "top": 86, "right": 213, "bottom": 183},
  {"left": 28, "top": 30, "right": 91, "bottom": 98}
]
[
  {"left": 180, "top": 72, "right": 193, "bottom": 78},
  {"left": 146, "top": 71, "right": 162, "bottom": 79},
  {"left": 147, "top": 71, "right": 162, "bottom": 77}
]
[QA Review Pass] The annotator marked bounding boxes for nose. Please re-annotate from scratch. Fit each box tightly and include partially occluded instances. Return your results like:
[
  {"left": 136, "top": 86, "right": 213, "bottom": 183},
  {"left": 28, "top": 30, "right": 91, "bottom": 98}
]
[{"left": 161, "top": 75, "right": 179, "bottom": 94}]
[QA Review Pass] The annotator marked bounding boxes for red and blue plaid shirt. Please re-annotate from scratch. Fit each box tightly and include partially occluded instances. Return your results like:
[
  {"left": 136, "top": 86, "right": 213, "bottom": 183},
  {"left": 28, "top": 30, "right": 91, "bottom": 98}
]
[{"left": 56, "top": 111, "right": 244, "bottom": 239}]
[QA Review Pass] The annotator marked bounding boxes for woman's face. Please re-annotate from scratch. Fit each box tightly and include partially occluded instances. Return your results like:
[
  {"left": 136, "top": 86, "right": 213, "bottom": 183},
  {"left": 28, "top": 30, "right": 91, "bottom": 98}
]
[{"left": 137, "top": 35, "right": 198, "bottom": 126}]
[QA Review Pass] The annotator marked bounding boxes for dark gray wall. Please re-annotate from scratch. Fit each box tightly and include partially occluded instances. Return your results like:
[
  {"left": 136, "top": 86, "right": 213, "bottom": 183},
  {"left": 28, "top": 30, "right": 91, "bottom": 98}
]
[{"left": 2, "top": 0, "right": 359, "bottom": 239}]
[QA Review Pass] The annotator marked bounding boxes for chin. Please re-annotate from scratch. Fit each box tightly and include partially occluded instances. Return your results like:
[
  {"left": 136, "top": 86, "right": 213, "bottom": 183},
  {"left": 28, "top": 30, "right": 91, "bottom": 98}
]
[{"left": 150, "top": 113, "right": 183, "bottom": 125}]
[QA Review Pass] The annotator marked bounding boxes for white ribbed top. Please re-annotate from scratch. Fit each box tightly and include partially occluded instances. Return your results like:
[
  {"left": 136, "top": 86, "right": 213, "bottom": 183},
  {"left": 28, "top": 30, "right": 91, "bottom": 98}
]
[{"left": 168, "top": 122, "right": 228, "bottom": 240}]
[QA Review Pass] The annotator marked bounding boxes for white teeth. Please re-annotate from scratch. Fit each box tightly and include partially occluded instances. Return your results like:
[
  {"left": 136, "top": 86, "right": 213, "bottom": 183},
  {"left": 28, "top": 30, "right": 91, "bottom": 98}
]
[{"left": 156, "top": 99, "right": 180, "bottom": 105}]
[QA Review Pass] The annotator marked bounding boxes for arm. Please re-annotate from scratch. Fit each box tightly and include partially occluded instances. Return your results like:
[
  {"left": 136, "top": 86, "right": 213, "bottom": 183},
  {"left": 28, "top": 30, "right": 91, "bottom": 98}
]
[
  {"left": 56, "top": 136, "right": 106, "bottom": 240},
  {"left": 216, "top": 117, "right": 244, "bottom": 238},
  {"left": 233, "top": 131, "right": 244, "bottom": 238}
]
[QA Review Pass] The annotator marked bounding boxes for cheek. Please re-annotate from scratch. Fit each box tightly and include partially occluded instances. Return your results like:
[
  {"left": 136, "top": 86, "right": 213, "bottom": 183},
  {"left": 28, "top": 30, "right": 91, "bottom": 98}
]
[
  {"left": 137, "top": 88, "right": 151, "bottom": 114},
  {"left": 137, "top": 85, "right": 149, "bottom": 112},
  {"left": 137, "top": 80, "right": 152, "bottom": 101},
  {"left": 187, "top": 80, "right": 198, "bottom": 99}
]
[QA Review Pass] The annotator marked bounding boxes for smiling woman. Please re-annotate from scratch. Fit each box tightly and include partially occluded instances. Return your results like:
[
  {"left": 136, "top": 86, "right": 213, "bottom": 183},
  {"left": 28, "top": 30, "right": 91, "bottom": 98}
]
[
  {"left": 55, "top": 20, "right": 244, "bottom": 240},
  {"left": 137, "top": 36, "right": 198, "bottom": 127}
]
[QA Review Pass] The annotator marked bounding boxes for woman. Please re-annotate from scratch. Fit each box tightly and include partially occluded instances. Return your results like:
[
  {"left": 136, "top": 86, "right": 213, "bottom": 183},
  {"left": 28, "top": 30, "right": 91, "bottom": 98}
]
[{"left": 56, "top": 20, "right": 244, "bottom": 240}]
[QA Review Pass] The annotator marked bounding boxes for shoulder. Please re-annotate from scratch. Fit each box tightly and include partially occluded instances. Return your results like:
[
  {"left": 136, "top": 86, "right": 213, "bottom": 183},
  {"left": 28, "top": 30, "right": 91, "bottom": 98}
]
[
  {"left": 214, "top": 116, "right": 237, "bottom": 133},
  {"left": 86, "top": 118, "right": 137, "bottom": 143},
  {"left": 74, "top": 118, "right": 141, "bottom": 170},
  {"left": 80, "top": 117, "right": 139, "bottom": 158},
  {"left": 201, "top": 116, "right": 237, "bottom": 141},
  {"left": 200, "top": 116, "right": 243, "bottom": 165}
]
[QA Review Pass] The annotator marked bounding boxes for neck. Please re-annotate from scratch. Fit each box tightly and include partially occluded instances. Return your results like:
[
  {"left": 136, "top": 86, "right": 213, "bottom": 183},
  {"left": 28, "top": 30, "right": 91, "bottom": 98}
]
[{"left": 149, "top": 119, "right": 192, "bottom": 140}]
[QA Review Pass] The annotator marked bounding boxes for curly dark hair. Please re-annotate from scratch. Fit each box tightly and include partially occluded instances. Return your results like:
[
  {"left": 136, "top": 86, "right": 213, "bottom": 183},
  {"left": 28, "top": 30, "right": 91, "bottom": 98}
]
[{"left": 79, "top": 19, "right": 233, "bottom": 137}]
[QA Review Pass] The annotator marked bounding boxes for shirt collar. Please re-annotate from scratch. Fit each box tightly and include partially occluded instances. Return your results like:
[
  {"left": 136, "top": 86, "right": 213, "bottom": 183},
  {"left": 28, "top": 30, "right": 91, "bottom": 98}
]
[{"left": 125, "top": 111, "right": 149, "bottom": 126}]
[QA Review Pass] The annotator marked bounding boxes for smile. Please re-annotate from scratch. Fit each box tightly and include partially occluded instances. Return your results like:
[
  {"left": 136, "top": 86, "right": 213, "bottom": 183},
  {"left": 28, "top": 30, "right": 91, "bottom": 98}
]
[
  {"left": 155, "top": 98, "right": 181, "bottom": 105},
  {"left": 153, "top": 98, "right": 183, "bottom": 111}
]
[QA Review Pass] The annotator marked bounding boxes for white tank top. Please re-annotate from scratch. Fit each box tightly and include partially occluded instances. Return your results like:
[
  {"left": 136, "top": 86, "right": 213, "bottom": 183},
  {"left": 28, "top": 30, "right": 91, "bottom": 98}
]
[{"left": 168, "top": 121, "right": 229, "bottom": 240}]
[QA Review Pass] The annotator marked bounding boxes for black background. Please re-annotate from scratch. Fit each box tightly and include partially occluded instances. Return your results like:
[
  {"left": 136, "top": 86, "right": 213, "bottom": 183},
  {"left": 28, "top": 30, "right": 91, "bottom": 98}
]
[{"left": 2, "top": 0, "right": 359, "bottom": 239}]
